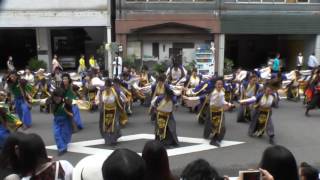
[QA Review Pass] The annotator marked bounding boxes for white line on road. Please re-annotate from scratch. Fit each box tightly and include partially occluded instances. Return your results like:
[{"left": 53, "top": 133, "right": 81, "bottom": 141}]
[{"left": 46, "top": 133, "right": 245, "bottom": 157}]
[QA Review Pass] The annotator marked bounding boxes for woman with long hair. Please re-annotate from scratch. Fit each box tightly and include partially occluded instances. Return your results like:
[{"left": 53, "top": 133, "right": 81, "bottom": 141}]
[
  {"left": 0, "top": 132, "right": 25, "bottom": 180},
  {"left": 142, "top": 140, "right": 177, "bottom": 180},
  {"left": 17, "top": 133, "right": 73, "bottom": 179},
  {"left": 259, "top": 145, "right": 299, "bottom": 180}
]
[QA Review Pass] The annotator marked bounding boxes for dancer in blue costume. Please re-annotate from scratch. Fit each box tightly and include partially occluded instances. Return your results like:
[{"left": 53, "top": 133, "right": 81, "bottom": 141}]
[
  {"left": 0, "top": 91, "right": 22, "bottom": 149},
  {"left": 50, "top": 88, "right": 74, "bottom": 155},
  {"left": 61, "top": 73, "right": 84, "bottom": 130},
  {"left": 7, "top": 72, "right": 32, "bottom": 129}
]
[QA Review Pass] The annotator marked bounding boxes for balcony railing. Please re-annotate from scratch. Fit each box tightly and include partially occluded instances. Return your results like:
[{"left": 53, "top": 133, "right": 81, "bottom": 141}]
[
  {"left": 126, "top": 0, "right": 214, "bottom": 2},
  {"left": 235, "top": 0, "right": 311, "bottom": 3},
  {"left": 126, "top": 0, "right": 319, "bottom": 3}
]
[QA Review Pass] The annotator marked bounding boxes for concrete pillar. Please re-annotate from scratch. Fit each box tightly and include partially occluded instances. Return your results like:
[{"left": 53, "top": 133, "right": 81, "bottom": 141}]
[
  {"left": 214, "top": 34, "right": 225, "bottom": 76},
  {"left": 315, "top": 35, "right": 320, "bottom": 60},
  {"left": 107, "top": 27, "right": 112, "bottom": 78},
  {"left": 36, "top": 28, "right": 51, "bottom": 71},
  {"left": 116, "top": 34, "right": 127, "bottom": 58}
]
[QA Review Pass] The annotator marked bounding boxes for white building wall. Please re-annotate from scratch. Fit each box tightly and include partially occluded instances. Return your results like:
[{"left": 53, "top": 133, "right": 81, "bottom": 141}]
[
  {"left": 0, "top": 0, "right": 110, "bottom": 27},
  {"left": 159, "top": 42, "right": 172, "bottom": 61},
  {"left": 304, "top": 37, "right": 316, "bottom": 65},
  {"left": 142, "top": 40, "right": 206, "bottom": 64},
  {"left": 182, "top": 49, "right": 195, "bottom": 64},
  {"left": 143, "top": 42, "right": 153, "bottom": 58},
  {"left": 315, "top": 35, "right": 320, "bottom": 60},
  {"left": 36, "top": 28, "right": 51, "bottom": 70}
]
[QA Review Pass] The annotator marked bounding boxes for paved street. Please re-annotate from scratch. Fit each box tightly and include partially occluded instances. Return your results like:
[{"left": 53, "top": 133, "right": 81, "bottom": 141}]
[{"left": 24, "top": 99, "right": 320, "bottom": 177}]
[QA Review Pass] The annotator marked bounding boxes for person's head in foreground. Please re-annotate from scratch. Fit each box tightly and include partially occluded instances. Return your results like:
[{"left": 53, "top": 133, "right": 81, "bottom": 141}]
[
  {"left": 142, "top": 140, "right": 175, "bottom": 180},
  {"left": 180, "top": 159, "right": 224, "bottom": 180},
  {"left": 299, "top": 162, "right": 319, "bottom": 180},
  {"left": 18, "top": 133, "right": 50, "bottom": 176},
  {"left": 101, "top": 148, "right": 145, "bottom": 180},
  {"left": 260, "top": 145, "right": 299, "bottom": 180}
]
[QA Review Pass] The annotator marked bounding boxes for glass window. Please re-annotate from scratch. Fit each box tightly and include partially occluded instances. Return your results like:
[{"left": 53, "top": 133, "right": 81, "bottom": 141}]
[
  {"left": 127, "top": 0, "right": 214, "bottom": 2},
  {"left": 171, "top": 0, "right": 193, "bottom": 1}
]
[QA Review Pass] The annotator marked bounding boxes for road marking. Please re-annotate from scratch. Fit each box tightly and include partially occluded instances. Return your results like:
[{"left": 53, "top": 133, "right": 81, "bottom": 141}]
[{"left": 46, "top": 133, "right": 244, "bottom": 157}]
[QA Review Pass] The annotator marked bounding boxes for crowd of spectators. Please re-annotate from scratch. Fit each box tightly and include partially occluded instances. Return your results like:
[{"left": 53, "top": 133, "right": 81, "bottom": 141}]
[{"left": 0, "top": 132, "right": 319, "bottom": 180}]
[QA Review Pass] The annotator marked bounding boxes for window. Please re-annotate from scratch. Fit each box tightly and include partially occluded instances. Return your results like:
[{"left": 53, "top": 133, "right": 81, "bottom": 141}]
[
  {"left": 152, "top": 43, "right": 159, "bottom": 58},
  {"left": 127, "top": 0, "right": 214, "bottom": 2},
  {"left": 236, "top": 0, "right": 286, "bottom": 3}
]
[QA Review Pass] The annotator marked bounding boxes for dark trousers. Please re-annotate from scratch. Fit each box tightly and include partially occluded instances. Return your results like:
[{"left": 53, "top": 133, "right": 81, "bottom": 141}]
[{"left": 307, "top": 93, "right": 320, "bottom": 110}]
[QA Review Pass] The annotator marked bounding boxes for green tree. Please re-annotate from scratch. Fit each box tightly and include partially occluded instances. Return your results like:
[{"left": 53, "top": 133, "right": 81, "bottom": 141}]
[{"left": 28, "top": 57, "right": 47, "bottom": 71}]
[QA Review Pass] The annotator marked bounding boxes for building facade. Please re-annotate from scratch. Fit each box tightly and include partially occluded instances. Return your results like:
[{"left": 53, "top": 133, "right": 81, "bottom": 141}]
[
  {"left": 116, "top": 0, "right": 320, "bottom": 75},
  {"left": 221, "top": 0, "right": 320, "bottom": 70},
  {"left": 0, "top": 0, "right": 111, "bottom": 71},
  {"left": 115, "top": 0, "right": 223, "bottom": 74}
]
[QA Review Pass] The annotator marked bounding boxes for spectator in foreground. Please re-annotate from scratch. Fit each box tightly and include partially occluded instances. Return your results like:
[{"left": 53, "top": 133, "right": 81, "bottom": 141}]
[
  {"left": 299, "top": 162, "right": 319, "bottom": 180},
  {"left": 142, "top": 140, "right": 177, "bottom": 180},
  {"left": 259, "top": 145, "right": 299, "bottom": 180},
  {"left": 17, "top": 133, "right": 73, "bottom": 180},
  {"left": 180, "top": 159, "right": 225, "bottom": 180},
  {"left": 0, "top": 132, "right": 25, "bottom": 180},
  {"left": 102, "top": 148, "right": 145, "bottom": 180}
]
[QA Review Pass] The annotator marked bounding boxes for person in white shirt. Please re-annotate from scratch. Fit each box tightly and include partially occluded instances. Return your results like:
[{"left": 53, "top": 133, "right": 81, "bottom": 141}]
[
  {"left": 297, "top": 52, "right": 303, "bottom": 70},
  {"left": 151, "top": 86, "right": 179, "bottom": 146},
  {"left": 112, "top": 54, "right": 122, "bottom": 78},
  {"left": 193, "top": 78, "right": 234, "bottom": 147},
  {"left": 7, "top": 56, "right": 15, "bottom": 72},
  {"left": 307, "top": 53, "right": 319, "bottom": 70},
  {"left": 240, "top": 85, "right": 276, "bottom": 145},
  {"left": 52, "top": 54, "right": 63, "bottom": 73},
  {"left": 23, "top": 68, "right": 35, "bottom": 86}
]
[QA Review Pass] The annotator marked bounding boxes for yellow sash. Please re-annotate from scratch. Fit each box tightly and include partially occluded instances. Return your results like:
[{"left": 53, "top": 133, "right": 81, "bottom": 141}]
[
  {"left": 88, "top": 91, "right": 96, "bottom": 102},
  {"left": 255, "top": 107, "right": 271, "bottom": 136},
  {"left": 210, "top": 106, "right": 223, "bottom": 136},
  {"left": 140, "top": 73, "right": 149, "bottom": 87},
  {"left": 109, "top": 88, "right": 124, "bottom": 111},
  {"left": 156, "top": 111, "right": 170, "bottom": 140},
  {"left": 103, "top": 103, "right": 116, "bottom": 133}
]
